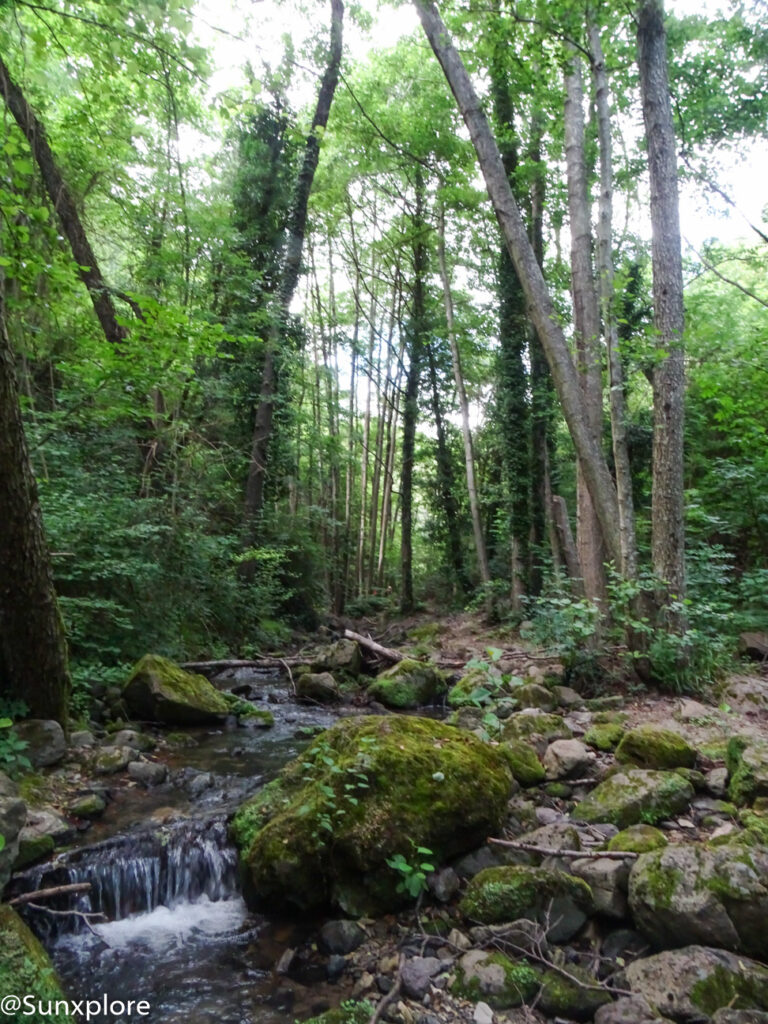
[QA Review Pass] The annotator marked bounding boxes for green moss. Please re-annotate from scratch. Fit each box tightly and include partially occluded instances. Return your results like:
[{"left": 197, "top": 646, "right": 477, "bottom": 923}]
[
  {"left": 584, "top": 723, "right": 624, "bottom": 751},
  {"left": 538, "top": 966, "right": 611, "bottom": 1019},
  {"left": 123, "top": 654, "right": 229, "bottom": 724},
  {"left": 451, "top": 953, "right": 540, "bottom": 1008},
  {"left": 690, "top": 964, "right": 768, "bottom": 1016},
  {"left": 573, "top": 769, "right": 693, "bottom": 828},
  {"left": 164, "top": 732, "right": 198, "bottom": 747},
  {"left": 367, "top": 659, "right": 447, "bottom": 709},
  {"left": 0, "top": 906, "right": 73, "bottom": 1023},
  {"left": 501, "top": 713, "right": 572, "bottom": 745},
  {"left": 300, "top": 1000, "right": 375, "bottom": 1024},
  {"left": 607, "top": 824, "right": 667, "bottom": 854},
  {"left": 14, "top": 834, "right": 55, "bottom": 870},
  {"left": 615, "top": 725, "right": 696, "bottom": 770},
  {"left": 631, "top": 849, "right": 682, "bottom": 909},
  {"left": 459, "top": 865, "right": 591, "bottom": 924},
  {"left": 499, "top": 741, "right": 546, "bottom": 786},
  {"left": 727, "top": 738, "right": 768, "bottom": 807},
  {"left": 221, "top": 694, "right": 273, "bottom": 725},
  {"left": 545, "top": 782, "right": 572, "bottom": 798},
  {"left": 233, "top": 715, "right": 512, "bottom": 914}
]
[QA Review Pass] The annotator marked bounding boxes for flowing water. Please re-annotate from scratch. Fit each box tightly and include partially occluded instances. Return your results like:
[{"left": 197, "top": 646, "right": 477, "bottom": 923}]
[{"left": 12, "top": 676, "right": 342, "bottom": 1024}]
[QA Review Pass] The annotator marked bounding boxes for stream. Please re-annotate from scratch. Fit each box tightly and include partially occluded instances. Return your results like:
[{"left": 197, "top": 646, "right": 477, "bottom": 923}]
[{"left": 12, "top": 673, "right": 344, "bottom": 1024}]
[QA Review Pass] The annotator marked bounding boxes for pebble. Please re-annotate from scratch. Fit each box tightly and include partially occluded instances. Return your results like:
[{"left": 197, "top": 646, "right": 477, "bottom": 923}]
[{"left": 473, "top": 1002, "right": 494, "bottom": 1024}]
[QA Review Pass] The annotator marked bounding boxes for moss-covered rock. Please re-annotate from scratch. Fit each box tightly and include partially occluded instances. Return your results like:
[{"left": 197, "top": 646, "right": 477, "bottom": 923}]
[
  {"left": 498, "top": 740, "right": 546, "bottom": 786},
  {"left": 296, "top": 672, "right": 341, "bottom": 704},
  {"left": 123, "top": 654, "right": 229, "bottom": 724},
  {"left": 501, "top": 712, "right": 572, "bottom": 751},
  {"left": 312, "top": 639, "right": 364, "bottom": 678},
  {"left": 0, "top": 905, "right": 73, "bottom": 1023},
  {"left": 584, "top": 722, "right": 625, "bottom": 751},
  {"left": 608, "top": 824, "right": 668, "bottom": 855},
  {"left": 616, "top": 725, "right": 697, "bottom": 770},
  {"left": 367, "top": 659, "right": 447, "bottom": 709},
  {"left": 459, "top": 865, "right": 592, "bottom": 941},
  {"left": 451, "top": 950, "right": 540, "bottom": 1008},
  {"left": 221, "top": 693, "right": 275, "bottom": 725},
  {"left": 13, "top": 833, "right": 55, "bottom": 870},
  {"left": 448, "top": 668, "right": 499, "bottom": 709},
  {"left": 232, "top": 715, "right": 512, "bottom": 915},
  {"left": 573, "top": 769, "right": 694, "bottom": 829},
  {"left": 299, "top": 1000, "right": 374, "bottom": 1024},
  {"left": 514, "top": 683, "right": 556, "bottom": 710},
  {"left": 727, "top": 737, "right": 768, "bottom": 807},
  {"left": 629, "top": 843, "right": 768, "bottom": 958},
  {"left": 538, "top": 965, "right": 612, "bottom": 1020}
]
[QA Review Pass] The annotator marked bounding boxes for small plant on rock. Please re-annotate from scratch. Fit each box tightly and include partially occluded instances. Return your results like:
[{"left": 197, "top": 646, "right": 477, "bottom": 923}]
[{"left": 386, "top": 841, "right": 435, "bottom": 899}]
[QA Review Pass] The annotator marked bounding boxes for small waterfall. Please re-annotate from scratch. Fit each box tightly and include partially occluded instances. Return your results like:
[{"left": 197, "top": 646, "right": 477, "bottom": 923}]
[{"left": 11, "top": 818, "right": 239, "bottom": 939}]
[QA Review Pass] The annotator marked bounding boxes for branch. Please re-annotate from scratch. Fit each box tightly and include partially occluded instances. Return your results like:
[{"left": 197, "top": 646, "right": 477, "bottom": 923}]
[
  {"left": 344, "top": 628, "right": 404, "bottom": 663},
  {"left": 369, "top": 954, "right": 404, "bottom": 1024},
  {"left": 488, "top": 837, "right": 637, "bottom": 860},
  {"left": 9, "top": 882, "right": 92, "bottom": 906},
  {"left": 686, "top": 243, "right": 768, "bottom": 310}
]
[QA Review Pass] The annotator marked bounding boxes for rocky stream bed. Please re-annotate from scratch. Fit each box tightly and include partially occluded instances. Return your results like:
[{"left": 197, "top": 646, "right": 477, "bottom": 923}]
[{"left": 2, "top": 623, "right": 768, "bottom": 1024}]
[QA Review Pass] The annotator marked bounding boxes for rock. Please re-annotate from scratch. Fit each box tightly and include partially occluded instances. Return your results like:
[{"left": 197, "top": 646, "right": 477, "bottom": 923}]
[
  {"left": 473, "top": 1002, "right": 494, "bottom": 1024},
  {"left": 607, "top": 824, "right": 668, "bottom": 854},
  {"left": 127, "top": 761, "right": 168, "bottom": 786},
  {"left": 584, "top": 722, "right": 625, "bottom": 751},
  {"left": 231, "top": 715, "right": 512, "bottom": 914},
  {"left": 13, "top": 719, "right": 66, "bottom": 767},
  {"left": 537, "top": 964, "right": 612, "bottom": 1020},
  {"left": 543, "top": 738, "right": 595, "bottom": 780},
  {"left": 296, "top": 672, "right": 341, "bottom": 704},
  {"left": 727, "top": 737, "right": 768, "bottom": 806},
  {"left": 68, "top": 792, "right": 106, "bottom": 819},
  {"left": 501, "top": 712, "right": 572, "bottom": 755},
  {"left": 459, "top": 865, "right": 592, "bottom": 942},
  {"left": 109, "top": 729, "right": 155, "bottom": 752},
  {"left": 739, "top": 633, "right": 768, "bottom": 661},
  {"left": 453, "top": 844, "right": 508, "bottom": 879},
  {"left": 629, "top": 842, "right": 768, "bottom": 958},
  {"left": 573, "top": 769, "right": 694, "bottom": 829},
  {"left": 551, "top": 685, "right": 583, "bottom": 708},
  {"left": 448, "top": 668, "right": 499, "bottom": 709},
  {"left": 453, "top": 950, "right": 540, "bottom": 1008},
  {"left": 0, "top": 905, "right": 72, "bottom": 1016},
  {"left": 499, "top": 741, "right": 545, "bottom": 786},
  {"left": 20, "top": 807, "right": 72, "bottom": 844},
  {"left": 185, "top": 771, "right": 213, "bottom": 796},
  {"left": 600, "top": 928, "right": 651, "bottom": 965},
  {"left": 571, "top": 856, "right": 630, "bottom": 919},
  {"left": 69, "top": 730, "right": 95, "bottom": 748},
  {"left": 428, "top": 866, "right": 460, "bottom": 902},
  {"left": 327, "top": 954, "right": 347, "bottom": 981},
  {"left": 677, "top": 699, "right": 712, "bottom": 721},
  {"left": 626, "top": 945, "right": 768, "bottom": 1022},
  {"left": 712, "top": 1012, "right": 768, "bottom": 1023},
  {"left": 123, "top": 654, "right": 229, "bottom": 724},
  {"left": 367, "top": 660, "right": 447, "bottom": 709},
  {"left": 707, "top": 767, "right": 729, "bottom": 798},
  {"left": 514, "top": 683, "right": 555, "bottom": 711},
  {"left": 312, "top": 638, "right": 363, "bottom": 677},
  {"left": 93, "top": 745, "right": 133, "bottom": 775},
  {"left": 319, "top": 919, "right": 366, "bottom": 955},
  {"left": 615, "top": 725, "right": 697, "bottom": 771},
  {"left": 720, "top": 676, "right": 768, "bottom": 715},
  {"left": 594, "top": 995, "right": 672, "bottom": 1024},
  {"left": 401, "top": 956, "right": 443, "bottom": 1000},
  {"left": 0, "top": 773, "right": 26, "bottom": 890},
  {"left": 13, "top": 833, "right": 55, "bottom": 870},
  {"left": 515, "top": 823, "right": 583, "bottom": 870}
]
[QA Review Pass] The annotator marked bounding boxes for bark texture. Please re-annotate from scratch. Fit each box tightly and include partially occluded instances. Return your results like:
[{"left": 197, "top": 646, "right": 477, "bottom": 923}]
[{"left": 638, "top": 0, "right": 686, "bottom": 606}]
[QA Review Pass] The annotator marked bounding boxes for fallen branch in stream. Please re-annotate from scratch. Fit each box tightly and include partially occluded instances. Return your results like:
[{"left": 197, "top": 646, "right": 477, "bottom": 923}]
[
  {"left": 181, "top": 657, "right": 309, "bottom": 674},
  {"left": 9, "top": 882, "right": 93, "bottom": 906},
  {"left": 488, "top": 837, "right": 637, "bottom": 860},
  {"left": 344, "top": 629, "right": 404, "bottom": 664}
]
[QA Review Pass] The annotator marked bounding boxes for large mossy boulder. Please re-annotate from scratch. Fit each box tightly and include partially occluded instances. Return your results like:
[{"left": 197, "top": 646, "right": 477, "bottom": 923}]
[
  {"left": 459, "top": 865, "right": 592, "bottom": 942},
  {"left": 573, "top": 769, "right": 694, "bottom": 829},
  {"left": 231, "top": 715, "right": 512, "bottom": 915},
  {"left": 626, "top": 946, "right": 768, "bottom": 1022},
  {"left": 499, "top": 740, "right": 546, "bottom": 786},
  {"left": 501, "top": 712, "right": 572, "bottom": 754},
  {"left": 312, "top": 638, "right": 364, "bottom": 678},
  {"left": 727, "top": 737, "right": 768, "bottom": 807},
  {"left": 616, "top": 725, "right": 697, "bottom": 771},
  {"left": 0, "top": 905, "right": 73, "bottom": 1023},
  {"left": 367, "top": 659, "right": 447, "bottom": 709},
  {"left": 629, "top": 843, "right": 768, "bottom": 959},
  {"left": 123, "top": 654, "right": 229, "bottom": 724}
]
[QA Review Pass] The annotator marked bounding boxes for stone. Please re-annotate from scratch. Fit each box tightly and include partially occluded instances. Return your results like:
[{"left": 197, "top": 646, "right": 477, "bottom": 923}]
[
  {"left": 499, "top": 741, "right": 545, "bottom": 786},
  {"left": 571, "top": 856, "right": 629, "bottom": 919},
  {"left": 594, "top": 995, "right": 671, "bottom": 1024},
  {"left": 319, "top": 919, "right": 366, "bottom": 955},
  {"left": 543, "top": 738, "right": 595, "bottom": 780},
  {"left": 739, "top": 633, "right": 768, "bottom": 661},
  {"left": 68, "top": 792, "right": 106, "bottom": 818},
  {"left": 327, "top": 955, "right": 347, "bottom": 982},
  {"left": 626, "top": 945, "right": 768, "bottom": 1022},
  {"left": 123, "top": 654, "right": 229, "bottom": 724},
  {"left": 628, "top": 842, "right": 768, "bottom": 959},
  {"left": 367, "top": 660, "right": 447, "bottom": 709},
  {"left": 712, "top": 1012, "right": 768, "bottom": 1024},
  {"left": 20, "top": 807, "right": 72, "bottom": 845},
  {"left": 0, "top": 905, "right": 72, "bottom": 1019},
  {"left": 185, "top": 771, "right": 213, "bottom": 796},
  {"left": 573, "top": 769, "right": 694, "bottom": 829},
  {"left": 401, "top": 957, "right": 443, "bottom": 1000},
  {"left": 551, "top": 685, "right": 583, "bottom": 708},
  {"left": 127, "top": 761, "right": 168, "bottom": 786},
  {"left": 459, "top": 864, "right": 592, "bottom": 942},
  {"left": 514, "top": 823, "right": 583, "bottom": 870},
  {"left": 312, "top": 638, "right": 363, "bottom": 677},
  {"left": 473, "top": 1002, "right": 494, "bottom": 1024},
  {"left": 0, "top": 773, "right": 26, "bottom": 891},
  {"left": 501, "top": 712, "right": 572, "bottom": 755},
  {"left": 607, "top": 824, "right": 668, "bottom": 855},
  {"left": 615, "top": 726, "right": 697, "bottom": 771},
  {"left": 453, "top": 950, "right": 540, "bottom": 1008},
  {"left": 109, "top": 729, "right": 155, "bottom": 752},
  {"left": 296, "top": 672, "right": 341, "bottom": 704},
  {"left": 707, "top": 767, "right": 729, "bottom": 798},
  {"left": 232, "top": 715, "right": 512, "bottom": 915},
  {"left": 584, "top": 722, "right": 625, "bottom": 751},
  {"left": 93, "top": 745, "right": 133, "bottom": 775},
  {"left": 720, "top": 676, "right": 768, "bottom": 715},
  {"left": 13, "top": 719, "right": 66, "bottom": 767},
  {"left": 677, "top": 699, "right": 711, "bottom": 721},
  {"left": 13, "top": 833, "right": 55, "bottom": 870},
  {"left": 537, "top": 964, "right": 612, "bottom": 1020},
  {"left": 448, "top": 668, "right": 500, "bottom": 709},
  {"left": 514, "top": 683, "right": 555, "bottom": 711},
  {"left": 428, "top": 866, "right": 460, "bottom": 902},
  {"left": 727, "top": 737, "right": 768, "bottom": 806},
  {"left": 69, "top": 730, "right": 95, "bottom": 748}
]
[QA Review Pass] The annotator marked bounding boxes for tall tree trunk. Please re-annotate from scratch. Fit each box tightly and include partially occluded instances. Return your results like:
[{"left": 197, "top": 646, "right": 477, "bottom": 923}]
[
  {"left": 400, "top": 170, "right": 428, "bottom": 614},
  {"left": 244, "top": 0, "right": 344, "bottom": 529},
  {"left": 413, "top": 0, "right": 622, "bottom": 568},
  {"left": 0, "top": 279, "right": 70, "bottom": 724},
  {"left": 590, "top": 20, "right": 638, "bottom": 581},
  {"left": 0, "top": 55, "right": 127, "bottom": 346},
  {"left": 426, "top": 342, "right": 470, "bottom": 597},
  {"left": 564, "top": 49, "right": 607, "bottom": 603},
  {"left": 437, "top": 205, "right": 490, "bottom": 587},
  {"left": 638, "top": 0, "right": 686, "bottom": 612}
]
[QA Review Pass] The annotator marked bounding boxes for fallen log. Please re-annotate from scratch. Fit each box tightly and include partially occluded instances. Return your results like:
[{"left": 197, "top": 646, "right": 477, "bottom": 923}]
[
  {"left": 9, "top": 882, "right": 92, "bottom": 906},
  {"left": 180, "top": 656, "right": 308, "bottom": 675},
  {"left": 488, "top": 837, "right": 637, "bottom": 860},
  {"left": 344, "top": 629, "right": 404, "bottom": 664}
]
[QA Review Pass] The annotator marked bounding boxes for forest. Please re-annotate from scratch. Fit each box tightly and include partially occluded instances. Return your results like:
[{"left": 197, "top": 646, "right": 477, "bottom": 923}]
[{"left": 2, "top": 3, "right": 768, "bottom": 1023}]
